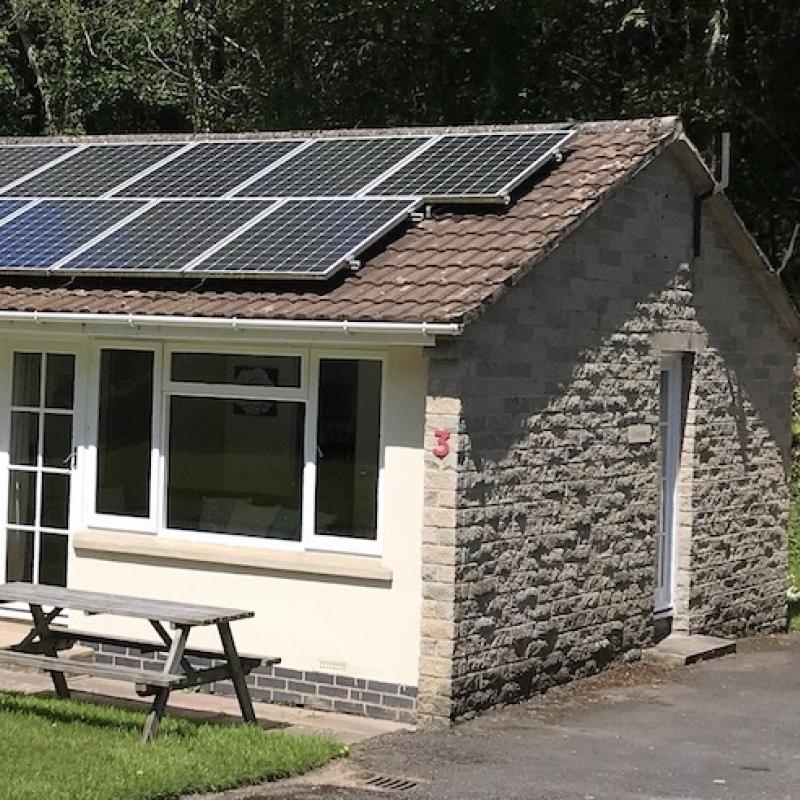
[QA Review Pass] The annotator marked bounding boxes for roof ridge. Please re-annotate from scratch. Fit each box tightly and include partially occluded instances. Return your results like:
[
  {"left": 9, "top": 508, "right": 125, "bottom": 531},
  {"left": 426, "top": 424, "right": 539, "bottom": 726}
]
[{"left": 0, "top": 117, "right": 680, "bottom": 146}]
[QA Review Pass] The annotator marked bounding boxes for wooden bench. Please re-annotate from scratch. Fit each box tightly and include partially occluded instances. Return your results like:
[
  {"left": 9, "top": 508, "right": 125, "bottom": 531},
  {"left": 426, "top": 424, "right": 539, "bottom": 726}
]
[
  {"left": 42, "top": 627, "right": 278, "bottom": 668},
  {"left": 0, "top": 582, "right": 277, "bottom": 741},
  {"left": 0, "top": 649, "right": 183, "bottom": 689}
]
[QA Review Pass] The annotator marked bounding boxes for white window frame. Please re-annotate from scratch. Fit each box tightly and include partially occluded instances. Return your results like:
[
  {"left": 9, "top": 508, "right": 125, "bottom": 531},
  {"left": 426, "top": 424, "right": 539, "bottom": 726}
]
[
  {"left": 84, "top": 341, "right": 163, "bottom": 534},
  {"left": 160, "top": 343, "right": 309, "bottom": 552},
  {"left": 82, "top": 341, "right": 386, "bottom": 556},
  {"left": 0, "top": 337, "right": 88, "bottom": 612},
  {"left": 655, "top": 353, "right": 683, "bottom": 614},
  {"left": 306, "top": 349, "right": 386, "bottom": 557}
]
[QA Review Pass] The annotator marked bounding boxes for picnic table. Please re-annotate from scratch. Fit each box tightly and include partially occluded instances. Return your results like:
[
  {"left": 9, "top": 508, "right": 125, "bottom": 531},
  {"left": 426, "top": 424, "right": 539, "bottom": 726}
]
[{"left": 0, "top": 582, "right": 279, "bottom": 741}]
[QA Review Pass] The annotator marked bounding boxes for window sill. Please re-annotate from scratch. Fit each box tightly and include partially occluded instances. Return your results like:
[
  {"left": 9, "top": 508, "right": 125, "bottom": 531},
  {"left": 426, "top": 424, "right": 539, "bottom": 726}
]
[{"left": 73, "top": 530, "right": 393, "bottom": 585}]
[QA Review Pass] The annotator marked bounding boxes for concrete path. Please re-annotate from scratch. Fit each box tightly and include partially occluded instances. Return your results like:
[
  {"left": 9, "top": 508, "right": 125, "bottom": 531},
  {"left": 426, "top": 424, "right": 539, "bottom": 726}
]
[
  {"left": 223, "top": 633, "right": 800, "bottom": 800},
  {"left": 0, "top": 665, "right": 407, "bottom": 745}
]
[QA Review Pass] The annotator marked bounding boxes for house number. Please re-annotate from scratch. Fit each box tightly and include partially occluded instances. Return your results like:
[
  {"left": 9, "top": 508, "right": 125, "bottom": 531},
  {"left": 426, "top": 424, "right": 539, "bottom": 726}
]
[{"left": 433, "top": 429, "right": 451, "bottom": 458}]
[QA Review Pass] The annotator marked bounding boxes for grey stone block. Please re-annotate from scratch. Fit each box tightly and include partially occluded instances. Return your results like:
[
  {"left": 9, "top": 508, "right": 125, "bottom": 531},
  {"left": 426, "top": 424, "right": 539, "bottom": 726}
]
[
  {"left": 366, "top": 680, "right": 400, "bottom": 695},
  {"left": 272, "top": 691, "right": 302, "bottom": 706},
  {"left": 318, "top": 685, "right": 348, "bottom": 698},
  {"left": 256, "top": 676, "right": 287, "bottom": 690},
  {"left": 287, "top": 680, "right": 316, "bottom": 694},
  {"left": 304, "top": 671, "right": 335, "bottom": 685},
  {"left": 274, "top": 667, "right": 303, "bottom": 680},
  {"left": 333, "top": 700, "right": 365, "bottom": 715},
  {"left": 365, "top": 704, "right": 397, "bottom": 720}
]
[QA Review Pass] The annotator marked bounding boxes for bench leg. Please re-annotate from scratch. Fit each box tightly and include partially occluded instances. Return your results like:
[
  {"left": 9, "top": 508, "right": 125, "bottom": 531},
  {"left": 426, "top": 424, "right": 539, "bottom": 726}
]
[
  {"left": 142, "top": 688, "right": 170, "bottom": 743},
  {"left": 218, "top": 621, "right": 256, "bottom": 724},
  {"left": 140, "top": 624, "right": 190, "bottom": 743},
  {"left": 30, "top": 604, "right": 69, "bottom": 699}
]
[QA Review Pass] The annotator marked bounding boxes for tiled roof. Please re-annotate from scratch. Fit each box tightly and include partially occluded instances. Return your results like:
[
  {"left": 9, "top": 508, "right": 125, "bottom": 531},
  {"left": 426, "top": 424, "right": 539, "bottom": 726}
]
[{"left": 0, "top": 118, "right": 682, "bottom": 325}]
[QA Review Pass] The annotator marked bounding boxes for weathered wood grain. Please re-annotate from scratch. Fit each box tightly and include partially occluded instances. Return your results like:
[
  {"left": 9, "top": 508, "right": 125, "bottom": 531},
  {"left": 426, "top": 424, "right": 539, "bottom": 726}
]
[{"left": 0, "top": 582, "right": 253, "bottom": 625}]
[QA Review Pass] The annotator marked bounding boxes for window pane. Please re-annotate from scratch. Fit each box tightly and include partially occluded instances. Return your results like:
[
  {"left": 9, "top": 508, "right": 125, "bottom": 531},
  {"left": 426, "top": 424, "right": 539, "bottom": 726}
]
[
  {"left": 12, "top": 352, "right": 41, "bottom": 407},
  {"left": 171, "top": 353, "right": 301, "bottom": 388},
  {"left": 8, "top": 471, "right": 35, "bottom": 526},
  {"left": 167, "top": 396, "right": 304, "bottom": 540},
  {"left": 96, "top": 350, "right": 154, "bottom": 518},
  {"left": 315, "top": 360, "right": 381, "bottom": 540},
  {"left": 6, "top": 529, "right": 33, "bottom": 582},
  {"left": 45, "top": 354, "right": 75, "bottom": 410},
  {"left": 43, "top": 414, "right": 72, "bottom": 468},
  {"left": 10, "top": 412, "right": 39, "bottom": 466},
  {"left": 41, "top": 473, "right": 70, "bottom": 529},
  {"left": 39, "top": 533, "right": 68, "bottom": 587}
]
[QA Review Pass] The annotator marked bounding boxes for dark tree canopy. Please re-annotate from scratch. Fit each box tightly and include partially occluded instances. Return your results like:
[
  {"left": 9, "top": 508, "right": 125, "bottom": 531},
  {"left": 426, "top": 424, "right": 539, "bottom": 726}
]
[{"left": 0, "top": 1, "right": 798, "bottom": 294}]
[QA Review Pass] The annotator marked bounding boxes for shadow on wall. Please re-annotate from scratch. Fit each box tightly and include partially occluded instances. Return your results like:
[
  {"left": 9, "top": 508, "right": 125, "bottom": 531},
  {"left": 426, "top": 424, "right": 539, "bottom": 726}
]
[{"left": 448, "top": 152, "right": 794, "bottom": 716}]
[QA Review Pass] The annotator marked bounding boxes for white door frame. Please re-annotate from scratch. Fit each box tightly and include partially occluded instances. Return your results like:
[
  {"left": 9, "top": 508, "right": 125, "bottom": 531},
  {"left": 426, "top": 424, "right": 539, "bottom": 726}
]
[
  {"left": 655, "top": 354, "right": 682, "bottom": 614},
  {"left": 0, "top": 339, "right": 88, "bottom": 617}
]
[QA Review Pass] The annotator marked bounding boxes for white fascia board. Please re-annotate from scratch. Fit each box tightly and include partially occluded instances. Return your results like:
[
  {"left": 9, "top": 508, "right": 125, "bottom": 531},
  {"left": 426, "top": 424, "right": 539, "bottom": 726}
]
[{"left": 0, "top": 310, "right": 462, "bottom": 346}]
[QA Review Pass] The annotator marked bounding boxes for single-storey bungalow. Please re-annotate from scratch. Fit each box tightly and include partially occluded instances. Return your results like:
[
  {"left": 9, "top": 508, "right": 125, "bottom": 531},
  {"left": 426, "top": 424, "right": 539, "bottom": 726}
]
[{"left": 0, "top": 116, "right": 795, "bottom": 725}]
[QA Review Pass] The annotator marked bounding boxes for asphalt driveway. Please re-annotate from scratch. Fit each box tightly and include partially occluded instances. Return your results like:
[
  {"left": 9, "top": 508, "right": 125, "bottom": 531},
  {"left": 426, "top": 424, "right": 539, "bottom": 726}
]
[{"left": 207, "top": 633, "right": 800, "bottom": 800}]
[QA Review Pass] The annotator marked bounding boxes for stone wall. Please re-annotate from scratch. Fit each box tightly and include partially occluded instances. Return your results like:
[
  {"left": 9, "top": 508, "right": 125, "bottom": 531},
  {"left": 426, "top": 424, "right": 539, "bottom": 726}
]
[{"left": 418, "top": 149, "right": 795, "bottom": 723}]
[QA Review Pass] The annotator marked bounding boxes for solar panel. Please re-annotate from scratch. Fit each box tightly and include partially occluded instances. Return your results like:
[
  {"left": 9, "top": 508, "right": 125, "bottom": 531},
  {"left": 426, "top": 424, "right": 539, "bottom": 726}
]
[
  {"left": 64, "top": 200, "right": 276, "bottom": 272},
  {"left": 236, "top": 137, "right": 429, "bottom": 197},
  {"left": 371, "top": 131, "right": 572, "bottom": 198},
  {"left": 120, "top": 141, "right": 303, "bottom": 197},
  {"left": 190, "top": 198, "right": 418, "bottom": 276},
  {"left": 0, "top": 200, "right": 144, "bottom": 269},
  {"left": 0, "top": 199, "right": 37, "bottom": 225},
  {"left": 0, "top": 128, "right": 574, "bottom": 281},
  {"left": 6, "top": 143, "right": 184, "bottom": 197},
  {"left": 0, "top": 145, "right": 77, "bottom": 192}
]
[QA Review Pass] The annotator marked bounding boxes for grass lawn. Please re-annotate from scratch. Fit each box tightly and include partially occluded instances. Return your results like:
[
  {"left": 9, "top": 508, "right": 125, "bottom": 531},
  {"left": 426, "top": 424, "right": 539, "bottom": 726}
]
[{"left": 0, "top": 691, "right": 345, "bottom": 800}]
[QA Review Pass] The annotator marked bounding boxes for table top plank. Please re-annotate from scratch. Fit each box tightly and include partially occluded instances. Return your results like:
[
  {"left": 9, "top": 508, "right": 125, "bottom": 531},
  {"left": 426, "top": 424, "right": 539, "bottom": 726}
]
[{"left": 0, "top": 583, "right": 253, "bottom": 626}]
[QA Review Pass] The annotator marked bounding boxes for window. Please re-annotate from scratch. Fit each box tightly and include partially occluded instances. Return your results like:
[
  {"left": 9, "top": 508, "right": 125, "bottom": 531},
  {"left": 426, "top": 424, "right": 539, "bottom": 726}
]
[
  {"left": 90, "top": 347, "right": 384, "bottom": 553},
  {"left": 96, "top": 350, "right": 154, "bottom": 517},
  {"left": 315, "top": 360, "right": 382, "bottom": 540},
  {"left": 171, "top": 353, "right": 301, "bottom": 388},
  {"left": 167, "top": 396, "right": 304, "bottom": 540}
]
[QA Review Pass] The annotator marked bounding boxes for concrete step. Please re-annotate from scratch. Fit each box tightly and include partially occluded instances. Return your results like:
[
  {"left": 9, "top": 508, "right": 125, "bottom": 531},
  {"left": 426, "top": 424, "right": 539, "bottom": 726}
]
[{"left": 643, "top": 633, "right": 736, "bottom": 666}]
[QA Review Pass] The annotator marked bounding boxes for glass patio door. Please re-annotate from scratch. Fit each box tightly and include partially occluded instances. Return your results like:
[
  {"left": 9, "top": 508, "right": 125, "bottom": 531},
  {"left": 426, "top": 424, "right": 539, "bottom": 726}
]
[{"left": 3, "top": 350, "right": 76, "bottom": 588}]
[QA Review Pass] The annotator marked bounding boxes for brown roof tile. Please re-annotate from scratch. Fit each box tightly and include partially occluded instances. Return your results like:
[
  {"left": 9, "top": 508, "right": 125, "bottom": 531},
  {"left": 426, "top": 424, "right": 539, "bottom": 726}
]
[{"left": 0, "top": 118, "right": 682, "bottom": 325}]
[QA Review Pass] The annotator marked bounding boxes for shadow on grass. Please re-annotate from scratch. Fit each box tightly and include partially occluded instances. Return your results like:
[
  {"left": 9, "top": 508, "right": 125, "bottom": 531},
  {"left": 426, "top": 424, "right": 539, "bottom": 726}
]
[{"left": 0, "top": 690, "right": 254, "bottom": 739}]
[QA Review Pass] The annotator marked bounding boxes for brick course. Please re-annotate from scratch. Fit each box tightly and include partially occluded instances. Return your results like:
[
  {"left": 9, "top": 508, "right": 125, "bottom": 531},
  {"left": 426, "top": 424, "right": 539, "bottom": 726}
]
[{"left": 85, "top": 643, "right": 416, "bottom": 723}]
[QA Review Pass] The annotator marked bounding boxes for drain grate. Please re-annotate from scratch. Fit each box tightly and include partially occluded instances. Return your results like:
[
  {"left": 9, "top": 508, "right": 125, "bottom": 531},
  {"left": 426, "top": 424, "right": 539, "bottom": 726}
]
[{"left": 363, "top": 773, "right": 420, "bottom": 792}]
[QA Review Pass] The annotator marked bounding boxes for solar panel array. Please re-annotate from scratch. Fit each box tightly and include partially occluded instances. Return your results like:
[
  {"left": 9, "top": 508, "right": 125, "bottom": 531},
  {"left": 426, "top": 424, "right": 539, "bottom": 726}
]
[{"left": 0, "top": 128, "right": 574, "bottom": 280}]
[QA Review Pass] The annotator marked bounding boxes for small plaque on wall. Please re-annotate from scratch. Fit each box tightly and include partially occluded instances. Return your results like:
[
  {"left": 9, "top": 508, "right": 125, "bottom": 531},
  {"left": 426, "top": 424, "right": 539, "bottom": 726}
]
[{"left": 627, "top": 424, "right": 653, "bottom": 444}]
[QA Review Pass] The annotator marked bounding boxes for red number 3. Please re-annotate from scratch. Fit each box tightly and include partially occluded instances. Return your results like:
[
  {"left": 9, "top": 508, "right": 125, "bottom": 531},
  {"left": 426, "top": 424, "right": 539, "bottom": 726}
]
[{"left": 433, "top": 429, "right": 451, "bottom": 458}]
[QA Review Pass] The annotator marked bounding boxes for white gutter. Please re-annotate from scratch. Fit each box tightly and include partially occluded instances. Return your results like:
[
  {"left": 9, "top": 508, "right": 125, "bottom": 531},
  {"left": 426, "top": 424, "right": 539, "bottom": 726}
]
[{"left": 0, "top": 310, "right": 462, "bottom": 339}]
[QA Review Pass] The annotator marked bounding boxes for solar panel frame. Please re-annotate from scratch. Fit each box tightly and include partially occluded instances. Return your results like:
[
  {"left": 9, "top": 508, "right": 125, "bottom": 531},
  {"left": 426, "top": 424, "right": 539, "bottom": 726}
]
[
  {"left": 5, "top": 143, "right": 186, "bottom": 198},
  {"left": 116, "top": 140, "right": 307, "bottom": 198},
  {"left": 58, "top": 199, "right": 279, "bottom": 274},
  {"left": 369, "top": 129, "right": 576, "bottom": 202},
  {"left": 0, "top": 199, "right": 147, "bottom": 271},
  {"left": 0, "top": 145, "right": 82, "bottom": 194},
  {"left": 187, "top": 197, "right": 421, "bottom": 278},
  {"left": 0, "top": 199, "right": 41, "bottom": 228},
  {"left": 234, "top": 136, "right": 431, "bottom": 198}
]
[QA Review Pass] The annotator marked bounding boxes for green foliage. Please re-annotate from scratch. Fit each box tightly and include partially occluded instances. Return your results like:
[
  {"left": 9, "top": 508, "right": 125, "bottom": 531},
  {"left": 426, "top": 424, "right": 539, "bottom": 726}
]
[
  {"left": 0, "top": 1, "right": 798, "bottom": 291},
  {"left": 0, "top": 690, "right": 344, "bottom": 800}
]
